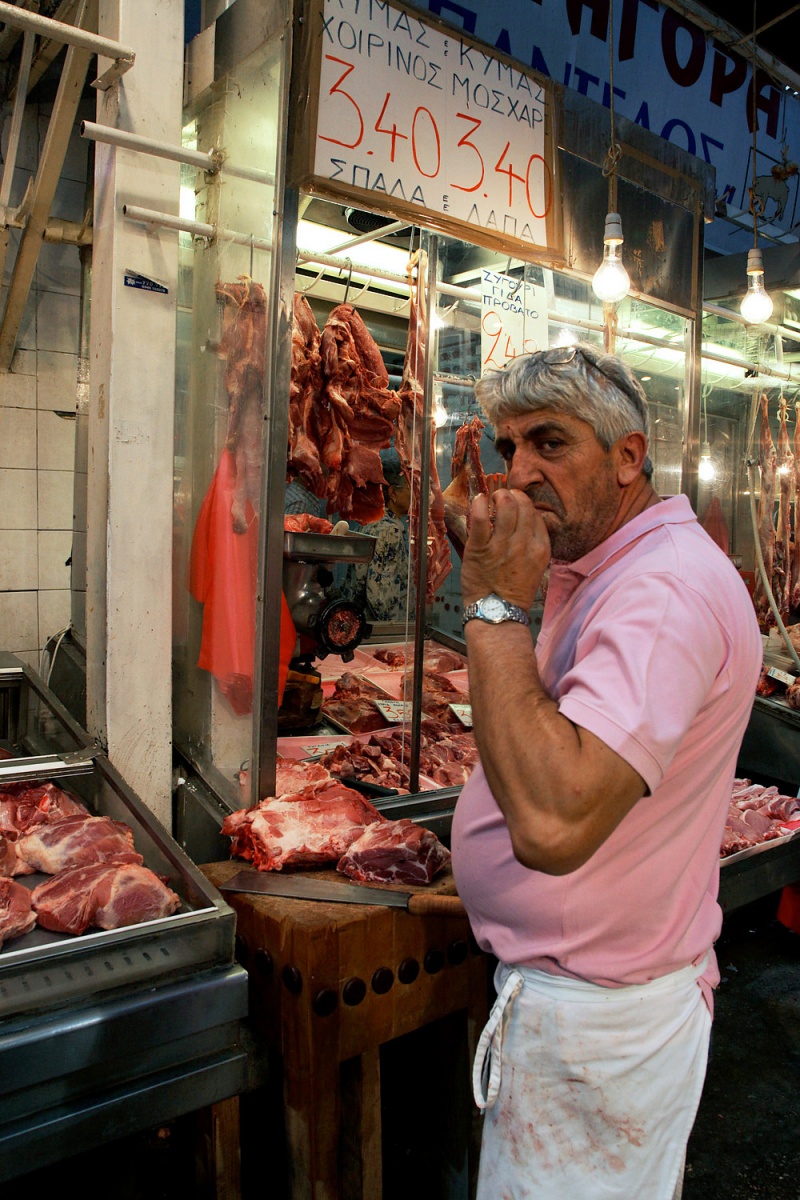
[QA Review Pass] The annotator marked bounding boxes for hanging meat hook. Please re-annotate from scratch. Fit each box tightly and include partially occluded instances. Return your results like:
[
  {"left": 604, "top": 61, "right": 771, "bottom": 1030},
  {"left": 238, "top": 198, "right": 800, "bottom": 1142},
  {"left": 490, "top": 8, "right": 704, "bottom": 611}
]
[{"left": 342, "top": 258, "right": 353, "bottom": 304}]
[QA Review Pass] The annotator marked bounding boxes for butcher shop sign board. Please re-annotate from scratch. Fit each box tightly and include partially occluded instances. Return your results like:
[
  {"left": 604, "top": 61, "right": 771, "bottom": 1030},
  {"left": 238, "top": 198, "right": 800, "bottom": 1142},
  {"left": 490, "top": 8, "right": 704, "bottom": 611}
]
[{"left": 289, "top": 0, "right": 563, "bottom": 263}]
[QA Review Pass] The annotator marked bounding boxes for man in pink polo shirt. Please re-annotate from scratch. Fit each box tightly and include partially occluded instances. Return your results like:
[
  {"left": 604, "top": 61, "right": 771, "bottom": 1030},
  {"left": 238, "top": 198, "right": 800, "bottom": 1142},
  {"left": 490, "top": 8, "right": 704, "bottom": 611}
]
[{"left": 451, "top": 344, "right": 761, "bottom": 1200}]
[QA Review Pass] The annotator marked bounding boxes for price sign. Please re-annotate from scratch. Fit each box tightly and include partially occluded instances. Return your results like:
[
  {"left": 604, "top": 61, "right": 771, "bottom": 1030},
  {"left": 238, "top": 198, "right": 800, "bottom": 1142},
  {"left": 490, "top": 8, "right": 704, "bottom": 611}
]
[
  {"left": 291, "top": 0, "right": 562, "bottom": 261},
  {"left": 375, "top": 699, "right": 413, "bottom": 723},
  {"left": 302, "top": 740, "right": 348, "bottom": 758},
  {"left": 448, "top": 702, "right": 473, "bottom": 728},
  {"left": 767, "top": 667, "right": 796, "bottom": 687},
  {"left": 480, "top": 270, "right": 549, "bottom": 369}
]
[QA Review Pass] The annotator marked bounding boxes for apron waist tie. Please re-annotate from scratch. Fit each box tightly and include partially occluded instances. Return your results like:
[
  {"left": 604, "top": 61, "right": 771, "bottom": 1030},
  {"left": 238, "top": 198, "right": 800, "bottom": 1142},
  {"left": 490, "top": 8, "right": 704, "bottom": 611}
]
[{"left": 472, "top": 968, "right": 523, "bottom": 1111}]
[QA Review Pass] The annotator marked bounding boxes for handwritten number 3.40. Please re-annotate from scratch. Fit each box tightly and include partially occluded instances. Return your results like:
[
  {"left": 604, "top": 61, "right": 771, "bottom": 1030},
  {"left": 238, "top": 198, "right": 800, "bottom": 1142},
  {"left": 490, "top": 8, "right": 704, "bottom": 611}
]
[{"left": 319, "top": 56, "right": 551, "bottom": 218}]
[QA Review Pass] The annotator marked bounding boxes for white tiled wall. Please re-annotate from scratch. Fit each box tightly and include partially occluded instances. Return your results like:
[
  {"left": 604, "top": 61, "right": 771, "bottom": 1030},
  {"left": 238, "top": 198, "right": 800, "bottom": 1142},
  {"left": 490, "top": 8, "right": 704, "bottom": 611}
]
[{"left": 0, "top": 102, "right": 87, "bottom": 675}]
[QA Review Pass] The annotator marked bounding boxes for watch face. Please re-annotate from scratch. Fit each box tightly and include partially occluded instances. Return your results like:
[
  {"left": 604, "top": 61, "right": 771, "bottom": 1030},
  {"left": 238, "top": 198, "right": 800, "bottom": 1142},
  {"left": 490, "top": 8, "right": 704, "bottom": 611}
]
[{"left": 479, "top": 595, "right": 507, "bottom": 622}]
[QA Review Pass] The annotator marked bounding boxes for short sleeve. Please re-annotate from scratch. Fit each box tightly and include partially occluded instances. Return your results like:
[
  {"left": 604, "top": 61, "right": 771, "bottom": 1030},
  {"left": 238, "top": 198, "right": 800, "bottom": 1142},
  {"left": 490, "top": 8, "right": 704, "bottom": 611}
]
[{"left": 555, "top": 572, "right": 729, "bottom": 793}]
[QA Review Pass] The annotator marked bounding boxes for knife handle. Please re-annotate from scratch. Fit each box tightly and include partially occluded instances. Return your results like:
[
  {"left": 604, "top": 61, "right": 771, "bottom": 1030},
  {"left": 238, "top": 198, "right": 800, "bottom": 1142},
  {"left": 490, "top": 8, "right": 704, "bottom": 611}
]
[{"left": 407, "top": 893, "right": 467, "bottom": 917}]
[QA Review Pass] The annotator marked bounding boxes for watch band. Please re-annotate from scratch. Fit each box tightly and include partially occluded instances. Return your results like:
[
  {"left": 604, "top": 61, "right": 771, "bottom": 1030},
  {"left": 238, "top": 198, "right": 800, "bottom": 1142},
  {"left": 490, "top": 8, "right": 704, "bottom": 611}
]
[{"left": 462, "top": 594, "right": 531, "bottom": 628}]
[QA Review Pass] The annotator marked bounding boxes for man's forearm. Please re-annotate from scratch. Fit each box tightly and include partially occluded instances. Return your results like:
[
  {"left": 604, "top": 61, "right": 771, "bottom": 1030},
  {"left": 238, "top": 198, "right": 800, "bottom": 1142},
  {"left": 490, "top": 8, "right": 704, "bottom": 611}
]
[{"left": 465, "top": 621, "right": 644, "bottom": 874}]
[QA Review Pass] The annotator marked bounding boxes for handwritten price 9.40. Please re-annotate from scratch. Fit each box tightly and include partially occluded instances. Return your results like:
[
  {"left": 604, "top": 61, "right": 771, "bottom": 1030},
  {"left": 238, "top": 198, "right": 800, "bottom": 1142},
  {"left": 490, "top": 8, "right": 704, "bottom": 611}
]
[{"left": 318, "top": 55, "right": 553, "bottom": 219}]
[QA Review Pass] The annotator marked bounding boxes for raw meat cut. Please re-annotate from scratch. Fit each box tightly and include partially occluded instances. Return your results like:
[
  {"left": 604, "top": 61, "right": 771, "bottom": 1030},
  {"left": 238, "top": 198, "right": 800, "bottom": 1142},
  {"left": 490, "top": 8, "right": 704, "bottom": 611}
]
[
  {"left": 0, "top": 782, "right": 89, "bottom": 838},
  {"left": 753, "top": 393, "right": 778, "bottom": 628},
  {"left": 442, "top": 416, "right": 507, "bottom": 557},
  {"left": 32, "top": 862, "right": 181, "bottom": 935},
  {"left": 721, "top": 776, "right": 800, "bottom": 856},
  {"left": 284, "top": 513, "right": 333, "bottom": 534},
  {"left": 337, "top": 818, "right": 451, "bottom": 885},
  {"left": 215, "top": 276, "right": 267, "bottom": 534},
  {"left": 289, "top": 294, "right": 327, "bottom": 498},
  {"left": 221, "top": 779, "right": 383, "bottom": 871},
  {"left": 0, "top": 834, "right": 23, "bottom": 876},
  {"left": 773, "top": 398, "right": 795, "bottom": 623},
  {"left": 394, "top": 251, "right": 452, "bottom": 602},
  {"left": 0, "top": 876, "right": 36, "bottom": 947},
  {"left": 322, "top": 672, "right": 392, "bottom": 733},
  {"left": 274, "top": 756, "right": 332, "bottom": 797},
  {"left": 319, "top": 737, "right": 411, "bottom": 792},
  {"left": 370, "top": 642, "right": 466, "bottom": 674},
  {"left": 319, "top": 304, "right": 400, "bottom": 523},
  {"left": 14, "top": 815, "right": 142, "bottom": 875}
]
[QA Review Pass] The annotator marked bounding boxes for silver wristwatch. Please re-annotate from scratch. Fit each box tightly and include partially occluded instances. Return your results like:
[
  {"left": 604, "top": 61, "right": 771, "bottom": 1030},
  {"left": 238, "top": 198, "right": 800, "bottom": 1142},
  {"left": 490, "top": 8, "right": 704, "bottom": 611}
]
[{"left": 462, "top": 593, "right": 531, "bottom": 628}]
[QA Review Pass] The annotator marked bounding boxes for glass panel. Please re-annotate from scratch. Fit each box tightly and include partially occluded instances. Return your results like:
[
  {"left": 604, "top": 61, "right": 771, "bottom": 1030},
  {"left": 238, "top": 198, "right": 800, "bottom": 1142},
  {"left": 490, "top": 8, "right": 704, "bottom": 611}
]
[
  {"left": 173, "top": 33, "right": 285, "bottom": 801},
  {"left": 276, "top": 205, "right": 693, "bottom": 801}
]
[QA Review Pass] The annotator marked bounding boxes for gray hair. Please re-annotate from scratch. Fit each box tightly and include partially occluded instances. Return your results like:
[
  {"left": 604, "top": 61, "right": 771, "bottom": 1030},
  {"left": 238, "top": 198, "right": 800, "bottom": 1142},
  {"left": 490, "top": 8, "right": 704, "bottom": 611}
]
[{"left": 475, "top": 343, "right": 653, "bottom": 478}]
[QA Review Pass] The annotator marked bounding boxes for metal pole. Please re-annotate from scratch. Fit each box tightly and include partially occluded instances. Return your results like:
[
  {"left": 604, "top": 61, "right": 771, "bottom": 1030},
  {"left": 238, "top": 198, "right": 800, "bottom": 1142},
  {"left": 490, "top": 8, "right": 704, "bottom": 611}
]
[
  {"left": 0, "top": 0, "right": 135, "bottom": 63},
  {"left": 122, "top": 203, "right": 274, "bottom": 254},
  {"left": 81, "top": 120, "right": 274, "bottom": 184}
]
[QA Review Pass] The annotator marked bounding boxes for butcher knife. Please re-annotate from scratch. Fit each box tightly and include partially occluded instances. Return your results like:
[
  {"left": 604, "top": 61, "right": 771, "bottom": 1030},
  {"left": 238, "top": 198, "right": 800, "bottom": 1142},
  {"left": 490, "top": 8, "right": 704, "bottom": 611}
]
[{"left": 220, "top": 869, "right": 466, "bottom": 915}]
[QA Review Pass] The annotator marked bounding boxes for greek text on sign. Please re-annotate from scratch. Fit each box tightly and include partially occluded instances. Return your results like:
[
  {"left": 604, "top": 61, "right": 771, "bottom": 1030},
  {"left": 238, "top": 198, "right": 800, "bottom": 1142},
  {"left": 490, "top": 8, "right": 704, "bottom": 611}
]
[
  {"left": 375, "top": 699, "right": 413, "bottom": 723},
  {"left": 313, "top": 0, "right": 554, "bottom": 247},
  {"left": 480, "top": 270, "right": 549, "bottom": 369}
]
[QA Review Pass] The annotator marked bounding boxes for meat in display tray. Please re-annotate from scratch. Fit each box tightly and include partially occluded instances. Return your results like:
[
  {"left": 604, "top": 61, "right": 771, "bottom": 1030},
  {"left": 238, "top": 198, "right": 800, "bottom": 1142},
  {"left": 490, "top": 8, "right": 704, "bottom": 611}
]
[
  {"left": 720, "top": 826, "right": 800, "bottom": 867},
  {"left": 0, "top": 752, "right": 235, "bottom": 1021}
]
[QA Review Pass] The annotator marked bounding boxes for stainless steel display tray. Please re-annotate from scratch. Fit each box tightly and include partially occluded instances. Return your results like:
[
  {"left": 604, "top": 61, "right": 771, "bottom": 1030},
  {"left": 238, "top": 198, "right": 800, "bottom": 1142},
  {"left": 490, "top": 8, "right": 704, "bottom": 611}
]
[
  {"left": 0, "top": 662, "right": 237, "bottom": 1020},
  {"left": 284, "top": 529, "right": 377, "bottom": 563}
]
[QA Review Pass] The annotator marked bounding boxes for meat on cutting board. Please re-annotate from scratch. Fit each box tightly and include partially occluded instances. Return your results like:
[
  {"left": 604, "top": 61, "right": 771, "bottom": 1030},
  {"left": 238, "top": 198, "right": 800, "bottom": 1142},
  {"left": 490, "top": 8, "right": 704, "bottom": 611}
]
[
  {"left": 221, "top": 779, "right": 384, "bottom": 871},
  {"left": 14, "top": 815, "right": 142, "bottom": 875},
  {"left": 0, "top": 876, "right": 36, "bottom": 947},
  {"left": 337, "top": 817, "right": 451, "bottom": 885},
  {"left": 32, "top": 862, "right": 181, "bottom": 935}
]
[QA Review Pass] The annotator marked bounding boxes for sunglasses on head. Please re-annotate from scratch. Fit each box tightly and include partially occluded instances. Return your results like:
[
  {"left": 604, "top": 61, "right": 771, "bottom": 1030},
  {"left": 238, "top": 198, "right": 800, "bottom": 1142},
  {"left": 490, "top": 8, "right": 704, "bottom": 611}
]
[{"left": 531, "top": 345, "right": 644, "bottom": 414}]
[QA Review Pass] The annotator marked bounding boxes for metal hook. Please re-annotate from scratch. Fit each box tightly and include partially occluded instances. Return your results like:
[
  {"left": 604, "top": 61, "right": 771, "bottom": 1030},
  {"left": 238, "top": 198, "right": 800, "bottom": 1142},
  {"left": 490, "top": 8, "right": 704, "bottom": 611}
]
[
  {"left": 342, "top": 258, "right": 353, "bottom": 304},
  {"left": 249, "top": 233, "right": 254, "bottom": 279}
]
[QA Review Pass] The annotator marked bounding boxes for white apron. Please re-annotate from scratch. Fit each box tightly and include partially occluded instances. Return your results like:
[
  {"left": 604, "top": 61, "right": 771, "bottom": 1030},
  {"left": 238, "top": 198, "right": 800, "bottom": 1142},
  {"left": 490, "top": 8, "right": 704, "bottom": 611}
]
[{"left": 473, "top": 958, "right": 712, "bottom": 1200}]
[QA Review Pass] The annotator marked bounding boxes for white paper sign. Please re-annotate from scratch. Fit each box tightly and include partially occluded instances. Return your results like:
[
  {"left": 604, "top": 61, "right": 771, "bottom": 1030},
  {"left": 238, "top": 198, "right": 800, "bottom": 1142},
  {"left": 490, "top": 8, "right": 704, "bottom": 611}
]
[
  {"left": 313, "top": 0, "right": 553, "bottom": 247},
  {"left": 375, "top": 699, "right": 414, "bottom": 723},
  {"left": 480, "top": 270, "right": 549, "bottom": 369},
  {"left": 448, "top": 702, "right": 473, "bottom": 728}
]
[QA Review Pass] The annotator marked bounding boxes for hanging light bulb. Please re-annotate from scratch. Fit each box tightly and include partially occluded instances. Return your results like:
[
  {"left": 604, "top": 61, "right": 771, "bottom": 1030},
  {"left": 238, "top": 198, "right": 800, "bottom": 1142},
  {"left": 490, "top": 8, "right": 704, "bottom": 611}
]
[
  {"left": 740, "top": 13, "right": 773, "bottom": 327},
  {"left": 592, "top": 212, "right": 630, "bottom": 304},
  {"left": 432, "top": 387, "right": 448, "bottom": 428},
  {"left": 698, "top": 440, "right": 716, "bottom": 483},
  {"left": 592, "top": 0, "right": 630, "bottom": 308},
  {"left": 740, "top": 247, "right": 773, "bottom": 324}
]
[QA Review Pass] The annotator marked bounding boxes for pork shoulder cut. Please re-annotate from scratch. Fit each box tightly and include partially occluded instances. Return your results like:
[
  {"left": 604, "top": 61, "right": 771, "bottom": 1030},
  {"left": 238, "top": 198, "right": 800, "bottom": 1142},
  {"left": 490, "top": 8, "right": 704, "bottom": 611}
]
[
  {"left": 0, "top": 876, "right": 36, "bottom": 947},
  {"left": 15, "top": 815, "right": 142, "bottom": 875},
  {"left": 337, "top": 818, "right": 451, "bottom": 885},
  {"left": 32, "top": 862, "right": 181, "bottom": 935}
]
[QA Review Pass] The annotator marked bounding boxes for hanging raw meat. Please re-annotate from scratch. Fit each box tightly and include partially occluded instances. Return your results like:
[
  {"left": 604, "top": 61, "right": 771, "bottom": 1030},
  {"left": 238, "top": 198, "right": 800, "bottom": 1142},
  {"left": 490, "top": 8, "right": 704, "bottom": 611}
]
[
  {"left": 395, "top": 251, "right": 452, "bottom": 602},
  {"left": 215, "top": 276, "right": 267, "bottom": 533},
  {"left": 319, "top": 303, "right": 400, "bottom": 523},
  {"left": 792, "top": 401, "right": 800, "bottom": 611},
  {"left": 774, "top": 399, "right": 795, "bottom": 624},
  {"left": 754, "top": 393, "right": 778, "bottom": 628},
  {"left": 701, "top": 495, "right": 729, "bottom": 555},
  {"left": 288, "top": 294, "right": 327, "bottom": 498},
  {"left": 442, "top": 415, "right": 507, "bottom": 557}
]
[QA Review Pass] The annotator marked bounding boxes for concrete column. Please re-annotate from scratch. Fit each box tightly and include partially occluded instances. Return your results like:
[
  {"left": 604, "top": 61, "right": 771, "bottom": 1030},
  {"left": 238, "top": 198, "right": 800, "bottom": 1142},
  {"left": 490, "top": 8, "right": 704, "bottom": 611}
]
[{"left": 87, "top": 0, "right": 183, "bottom": 828}]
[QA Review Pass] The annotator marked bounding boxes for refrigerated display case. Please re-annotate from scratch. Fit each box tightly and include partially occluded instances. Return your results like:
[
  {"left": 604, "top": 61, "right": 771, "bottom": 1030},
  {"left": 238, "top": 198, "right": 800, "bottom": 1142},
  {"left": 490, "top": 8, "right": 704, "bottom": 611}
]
[{"left": 0, "top": 656, "right": 249, "bottom": 1181}]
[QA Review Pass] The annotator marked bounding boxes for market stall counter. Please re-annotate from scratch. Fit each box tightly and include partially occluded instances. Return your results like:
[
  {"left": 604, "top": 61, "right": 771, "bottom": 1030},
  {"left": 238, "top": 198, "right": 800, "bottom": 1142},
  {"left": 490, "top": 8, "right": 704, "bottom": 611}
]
[{"left": 203, "top": 858, "right": 489, "bottom": 1200}]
